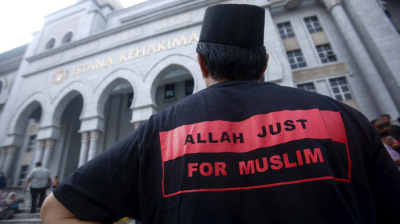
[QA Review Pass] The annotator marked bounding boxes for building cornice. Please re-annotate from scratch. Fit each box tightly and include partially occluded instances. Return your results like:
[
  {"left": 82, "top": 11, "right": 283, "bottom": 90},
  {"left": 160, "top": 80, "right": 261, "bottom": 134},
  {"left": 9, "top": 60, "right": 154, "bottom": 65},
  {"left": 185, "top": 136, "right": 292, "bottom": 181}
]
[
  {"left": 26, "top": 0, "right": 225, "bottom": 64},
  {"left": 320, "top": 0, "right": 341, "bottom": 11},
  {"left": 23, "top": 21, "right": 202, "bottom": 77}
]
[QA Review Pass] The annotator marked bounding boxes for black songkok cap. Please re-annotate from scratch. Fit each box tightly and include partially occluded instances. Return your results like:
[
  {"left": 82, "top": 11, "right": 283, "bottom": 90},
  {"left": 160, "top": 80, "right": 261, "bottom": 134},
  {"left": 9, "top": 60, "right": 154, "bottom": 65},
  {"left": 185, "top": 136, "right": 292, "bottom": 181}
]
[{"left": 199, "top": 4, "right": 265, "bottom": 47}]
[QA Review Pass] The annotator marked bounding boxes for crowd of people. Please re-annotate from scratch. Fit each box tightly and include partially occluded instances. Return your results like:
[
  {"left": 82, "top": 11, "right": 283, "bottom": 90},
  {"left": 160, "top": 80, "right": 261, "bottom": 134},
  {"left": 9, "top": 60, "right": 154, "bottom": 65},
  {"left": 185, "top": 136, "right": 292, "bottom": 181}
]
[
  {"left": 0, "top": 162, "right": 59, "bottom": 220},
  {"left": 371, "top": 115, "right": 400, "bottom": 169}
]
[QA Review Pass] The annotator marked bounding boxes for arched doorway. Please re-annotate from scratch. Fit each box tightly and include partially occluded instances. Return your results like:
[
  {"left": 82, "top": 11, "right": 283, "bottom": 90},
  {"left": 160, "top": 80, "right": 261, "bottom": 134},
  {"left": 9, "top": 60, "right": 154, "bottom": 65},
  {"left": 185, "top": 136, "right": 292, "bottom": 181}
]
[
  {"left": 58, "top": 95, "right": 83, "bottom": 180},
  {"left": 100, "top": 79, "right": 134, "bottom": 151},
  {"left": 152, "top": 65, "right": 194, "bottom": 112},
  {"left": 13, "top": 104, "right": 42, "bottom": 186}
]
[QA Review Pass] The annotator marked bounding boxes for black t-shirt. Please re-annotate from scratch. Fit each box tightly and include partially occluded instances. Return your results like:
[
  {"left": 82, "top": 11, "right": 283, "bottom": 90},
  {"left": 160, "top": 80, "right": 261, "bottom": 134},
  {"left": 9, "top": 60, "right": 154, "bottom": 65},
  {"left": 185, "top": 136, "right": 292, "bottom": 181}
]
[{"left": 54, "top": 81, "right": 400, "bottom": 224}]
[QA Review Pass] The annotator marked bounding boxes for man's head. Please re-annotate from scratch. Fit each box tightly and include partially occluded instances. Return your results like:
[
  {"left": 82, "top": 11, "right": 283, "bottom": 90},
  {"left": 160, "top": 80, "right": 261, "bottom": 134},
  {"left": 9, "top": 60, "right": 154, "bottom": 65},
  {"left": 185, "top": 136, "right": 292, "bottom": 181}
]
[
  {"left": 35, "top": 161, "right": 42, "bottom": 167},
  {"left": 381, "top": 114, "right": 391, "bottom": 125},
  {"left": 371, "top": 119, "right": 381, "bottom": 129},
  {"left": 381, "top": 131, "right": 394, "bottom": 146},
  {"left": 196, "top": 4, "right": 268, "bottom": 86}
]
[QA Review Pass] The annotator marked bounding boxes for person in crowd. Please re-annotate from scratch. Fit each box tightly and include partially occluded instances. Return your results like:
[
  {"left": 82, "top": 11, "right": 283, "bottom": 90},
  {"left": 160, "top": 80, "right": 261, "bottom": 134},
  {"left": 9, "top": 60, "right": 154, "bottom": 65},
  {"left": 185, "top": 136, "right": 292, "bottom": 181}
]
[
  {"left": 381, "top": 131, "right": 400, "bottom": 170},
  {"left": 371, "top": 119, "right": 383, "bottom": 133},
  {"left": 0, "top": 172, "right": 6, "bottom": 201},
  {"left": 52, "top": 176, "right": 59, "bottom": 191},
  {"left": 41, "top": 4, "right": 400, "bottom": 224},
  {"left": 0, "top": 192, "right": 24, "bottom": 220},
  {"left": 381, "top": 114, "right": 400, "bottom": 140},
  {"left": 23, "top": 161, "right": 51, "bottom": 213}
]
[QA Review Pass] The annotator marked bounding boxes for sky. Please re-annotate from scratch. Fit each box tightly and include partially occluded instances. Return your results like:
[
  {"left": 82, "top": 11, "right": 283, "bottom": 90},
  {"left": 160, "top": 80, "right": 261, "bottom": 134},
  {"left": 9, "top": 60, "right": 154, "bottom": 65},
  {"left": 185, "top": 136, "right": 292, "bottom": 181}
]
[{"left": 0, "top": 0, "right": 148, "bottom": 54}]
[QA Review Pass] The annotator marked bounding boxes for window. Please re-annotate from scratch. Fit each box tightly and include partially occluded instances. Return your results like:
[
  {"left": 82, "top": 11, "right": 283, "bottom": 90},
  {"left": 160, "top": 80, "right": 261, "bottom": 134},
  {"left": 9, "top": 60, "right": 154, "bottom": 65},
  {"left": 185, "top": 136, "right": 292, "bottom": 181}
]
[
  {"left": 329, "top": 77, "right": 352, "bottom": 101},
  {"left": 304, "top": 16, "right": 323, "bottom": 33},
  {"left": 0, "top": 81, "right": 3, "bottom": 95},
  {"left": 45, "top": 38, "right": 56, "bottom": 50},
  {"left": 185, "top": 80, "right": 194, "bottom": 96},
  {"left": 287, "top": 50, "right": 307, "bottom": 69},
  {"left": 61, "top": 31, "right": 73, "bottom": 44},
  {"left": 26, "top": 135, "right": 37, "bottom": 152},
  {"left": 164, "top": 84, "right": 175, "bottom": 100},
  {"left": 18, "top": 165, "right": 29, "bottom": 187},
  {"left": 297, "top": 83, "right": 316, "bottom": 93},
  {"left": 316, "top": 44, "right": 337, "bottom": 63},
  {"left": 277, "top": 22, "right": 295, "bottom": 39}
]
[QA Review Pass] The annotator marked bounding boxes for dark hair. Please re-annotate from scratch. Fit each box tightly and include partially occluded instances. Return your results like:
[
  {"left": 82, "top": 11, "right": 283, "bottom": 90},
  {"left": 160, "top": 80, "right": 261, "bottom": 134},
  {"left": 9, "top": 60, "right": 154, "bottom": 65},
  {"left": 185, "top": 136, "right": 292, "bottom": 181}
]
[
  {"left": 370, "top": 119, "right": 379, "bottom": 125},
  {"left": 36, "top": 161, "right": 42, "bottom": 166},
  {"left": 381, "top": 114, "right": 391, "bottom": 119},
  {"left": 196, "top": 42, "right": 266, "bottom": 81}
]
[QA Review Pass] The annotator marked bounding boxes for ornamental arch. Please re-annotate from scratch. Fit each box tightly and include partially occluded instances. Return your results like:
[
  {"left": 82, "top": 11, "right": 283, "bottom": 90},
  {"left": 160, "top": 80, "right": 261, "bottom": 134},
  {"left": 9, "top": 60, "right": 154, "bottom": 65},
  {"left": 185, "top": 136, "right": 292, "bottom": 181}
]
[
  {"left": 146, "top": 54, "right": 203, "bottom": 113},
  {"left": 52, "top": 91, "right": 84, "bottom": 180},
  {"left": 49, "top": 81, "right": 90, "bottom": 128},
  {"left": 93, "top": 68, "right": 142, "bottom": 118},
  {"left": 45, "top": 83, "right": 88, "bottom": 180},
  {"left": 91, "top": 68, "right": 144, "bottom": 151},
  {"left": 98, "top": 79, "right": 135, "bottom": 151},
  {"left": 8, "top": 93, "right": 47, "bottom": 138},
  {"left": 7, "top": 99, "right": 43, "bottom": 186}
]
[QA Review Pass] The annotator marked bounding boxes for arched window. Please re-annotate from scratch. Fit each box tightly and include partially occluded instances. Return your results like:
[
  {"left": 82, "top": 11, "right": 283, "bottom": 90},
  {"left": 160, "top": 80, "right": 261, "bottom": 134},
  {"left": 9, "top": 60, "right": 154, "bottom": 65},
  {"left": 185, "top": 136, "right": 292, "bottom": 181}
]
[
  {"left": 62, "top": 31, "right": 73, "bottom": 44},
  {"left": 45, "top": 38, "right": 56, "bottom": 50}
]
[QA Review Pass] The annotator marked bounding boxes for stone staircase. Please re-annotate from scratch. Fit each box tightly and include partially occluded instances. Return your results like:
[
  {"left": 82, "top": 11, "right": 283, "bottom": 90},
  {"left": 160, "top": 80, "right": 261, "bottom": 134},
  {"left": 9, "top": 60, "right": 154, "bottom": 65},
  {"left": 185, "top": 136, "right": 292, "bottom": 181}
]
[
  {"left": 0, "top": 191, "right": 41, "bottom": 224},
  {"left": 0, "top": 191, "right": 136, "bottom": 224},
  {"left": 0, "top": 210, "right": 41, "bottom": 224}
]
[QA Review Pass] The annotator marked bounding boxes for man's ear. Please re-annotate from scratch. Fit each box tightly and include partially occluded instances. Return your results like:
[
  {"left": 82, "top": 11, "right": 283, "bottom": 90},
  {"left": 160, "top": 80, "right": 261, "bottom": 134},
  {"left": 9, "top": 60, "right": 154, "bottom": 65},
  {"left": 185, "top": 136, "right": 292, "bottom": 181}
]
[
  {"left": 197, "top": 54, "right": 209, "bottom": 79},
  {"left": 262, "top": 53, "right": 269, "bottom": 74},
  {"left": 258, "top": 53, "right": 269, "bottom": 82}
]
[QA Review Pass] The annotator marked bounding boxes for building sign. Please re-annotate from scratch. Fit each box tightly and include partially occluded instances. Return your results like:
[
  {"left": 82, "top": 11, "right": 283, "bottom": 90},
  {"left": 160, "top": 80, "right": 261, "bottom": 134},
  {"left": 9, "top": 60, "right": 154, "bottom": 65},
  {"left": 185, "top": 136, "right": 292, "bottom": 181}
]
[
  {"left": 52, "top": 69, "right": 68, "bottom": 84},
  {"left": 52, "top": 33, "right": 199, "bottom": 84}
]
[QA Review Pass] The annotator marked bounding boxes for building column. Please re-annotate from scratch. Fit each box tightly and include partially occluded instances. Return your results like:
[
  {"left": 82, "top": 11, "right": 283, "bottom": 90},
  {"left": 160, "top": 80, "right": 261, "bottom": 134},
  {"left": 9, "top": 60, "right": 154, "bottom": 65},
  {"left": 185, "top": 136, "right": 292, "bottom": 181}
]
[
  {"left": 3, "top": 146, "right": 17, "bottom": 177},
  {"left": 87, "top": 130, "right": 100, "bottom": 161},
  {"left": 321, "top": 0, "right": 398, "bottom": 115},
  {"left": 42, "top": 139, "right": 55, "bottom": 168},
  {"left": 78, "top": 132, "right": 89, "bottom": 167},
  {"left": 0, "top": 148, "right": 6, "bottom": 173},
  {"left": 0, "top": 148, "right": 7, "bottom": 172},
  {"left": 33, "top": 140, "right": 45, "bottom": 164}
]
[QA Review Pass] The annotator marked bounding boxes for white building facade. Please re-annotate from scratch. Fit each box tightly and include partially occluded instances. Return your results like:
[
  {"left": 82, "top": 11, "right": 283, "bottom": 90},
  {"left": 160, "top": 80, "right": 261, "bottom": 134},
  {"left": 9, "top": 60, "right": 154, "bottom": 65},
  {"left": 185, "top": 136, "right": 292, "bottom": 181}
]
[{"left": 0, "top": 0, "right": 399, "bottom": 186}]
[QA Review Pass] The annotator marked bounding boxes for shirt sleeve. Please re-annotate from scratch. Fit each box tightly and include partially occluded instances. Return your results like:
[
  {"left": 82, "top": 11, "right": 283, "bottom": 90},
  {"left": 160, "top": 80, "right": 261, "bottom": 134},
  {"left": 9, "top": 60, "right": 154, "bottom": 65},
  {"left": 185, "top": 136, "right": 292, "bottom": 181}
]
[
  {"left": 27, "top": 170, "right": 34, "bottom": 179},
  {"left": 53, "top": 126, "right": 142, "bottom": 223}
]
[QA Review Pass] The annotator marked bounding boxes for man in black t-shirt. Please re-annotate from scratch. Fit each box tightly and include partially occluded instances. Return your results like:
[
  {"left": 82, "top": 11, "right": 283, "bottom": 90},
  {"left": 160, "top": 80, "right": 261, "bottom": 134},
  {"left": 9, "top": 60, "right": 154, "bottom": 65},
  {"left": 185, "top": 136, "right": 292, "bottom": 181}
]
[{"left": 41, "top": 4, "right": 400, "bottom": 224}]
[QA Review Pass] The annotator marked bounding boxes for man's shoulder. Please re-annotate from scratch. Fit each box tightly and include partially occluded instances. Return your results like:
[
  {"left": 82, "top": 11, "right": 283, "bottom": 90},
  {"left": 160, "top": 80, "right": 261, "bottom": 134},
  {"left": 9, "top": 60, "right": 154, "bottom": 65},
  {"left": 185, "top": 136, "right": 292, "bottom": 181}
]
[{"left": 33, "top": 167, "right": 50, "bottom": 174}]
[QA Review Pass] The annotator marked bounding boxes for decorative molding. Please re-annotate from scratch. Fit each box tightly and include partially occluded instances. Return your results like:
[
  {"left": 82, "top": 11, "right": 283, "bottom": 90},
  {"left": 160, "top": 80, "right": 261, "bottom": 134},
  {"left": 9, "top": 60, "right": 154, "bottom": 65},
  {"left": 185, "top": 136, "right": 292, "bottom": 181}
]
[
  {"left": 81, "top": 132, "right": 89, "bottom": 142},
  {"left": 45, "top": 139, "right": 56, "bottom": 148},
  {"left": 38, "top": 140, "right": 45, "bottom": 150},
  {"left": 24, "top": 0, "right": 223, "bottom": 67},
  {"left": 90, "top": 130, "right": 100, "bottom": 141},
  {"left": 320, "top": 0, "right": 341, "bottom": 11},
  {"left": 293, "top": 62, "right": 349, "bottom": 82},
  {"left": 6, "top": 146, "right": 17, "bottom": 154}
]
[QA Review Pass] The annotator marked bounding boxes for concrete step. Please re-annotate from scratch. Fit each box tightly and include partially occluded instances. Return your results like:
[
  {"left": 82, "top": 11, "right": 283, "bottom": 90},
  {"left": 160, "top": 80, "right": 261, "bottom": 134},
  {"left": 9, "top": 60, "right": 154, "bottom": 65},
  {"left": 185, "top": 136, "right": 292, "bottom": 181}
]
[
  {"left": 0, "top": 218, "right": 41, "bottom": 224},
  {"left": 12, "top": 213, "right": 40, "bottom": 220},
  {"left": 0, "top": 212, "right": 41, "bottom": 224},
  {"left": 1, "top": 191, "right": 136, "bottom": 224}
]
